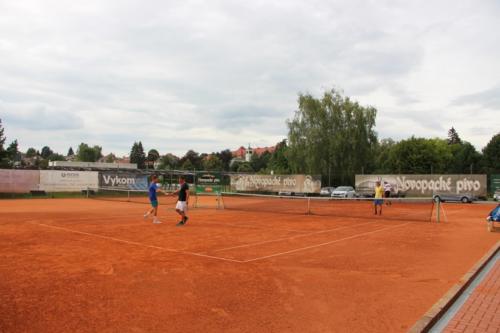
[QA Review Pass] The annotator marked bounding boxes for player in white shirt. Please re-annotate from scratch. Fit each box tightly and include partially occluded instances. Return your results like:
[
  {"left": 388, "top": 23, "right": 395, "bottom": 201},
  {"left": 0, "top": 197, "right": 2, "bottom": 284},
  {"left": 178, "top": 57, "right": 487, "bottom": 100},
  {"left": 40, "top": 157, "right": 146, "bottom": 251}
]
[{"left": 383, "top": 181, "right": 392, "bottom": 206}]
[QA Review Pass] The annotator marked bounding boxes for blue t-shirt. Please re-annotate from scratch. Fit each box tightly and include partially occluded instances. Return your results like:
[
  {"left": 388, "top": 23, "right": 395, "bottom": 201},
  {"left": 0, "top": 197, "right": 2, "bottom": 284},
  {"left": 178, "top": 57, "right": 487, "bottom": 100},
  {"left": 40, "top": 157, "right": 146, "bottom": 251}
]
[
  {"left": 149, "top": 182, "right": 159, "bottom": 201},
  {"left": 489, "top": 205, "right": 500, "bottom": 222}
]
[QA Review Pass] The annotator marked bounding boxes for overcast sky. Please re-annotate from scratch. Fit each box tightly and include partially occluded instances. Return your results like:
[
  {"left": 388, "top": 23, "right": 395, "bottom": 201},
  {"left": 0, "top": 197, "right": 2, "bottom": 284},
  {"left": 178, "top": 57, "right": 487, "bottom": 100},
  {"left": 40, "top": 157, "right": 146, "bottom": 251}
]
[{"left": 1, "top": 0, "right": 499, "bottom": 156}]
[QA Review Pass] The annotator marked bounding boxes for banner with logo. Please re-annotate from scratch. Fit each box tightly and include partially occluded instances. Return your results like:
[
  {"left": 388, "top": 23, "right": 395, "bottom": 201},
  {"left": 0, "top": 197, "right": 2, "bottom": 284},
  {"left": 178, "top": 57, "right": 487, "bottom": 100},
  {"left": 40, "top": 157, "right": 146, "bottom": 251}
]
[
  {"left": 230, "top": 174, "right": 322, "bottom": 193},
  {"left": 0, "top": 170, "right": 40, "bottom": 193},
  {"left": 195, "top": 172, "right": 222, "bottom": 194},
  {"left": 39, "top": 170, "right": 99, "bottom": 192},
  {"left": 99, "top": 171, "right": 148, "bottom": 190},
  {"left": 355, "top": 174, "right": 487, "bottom": 197},
  {"left": 491, "top": 174, "right": 500, "bottom": 194}
]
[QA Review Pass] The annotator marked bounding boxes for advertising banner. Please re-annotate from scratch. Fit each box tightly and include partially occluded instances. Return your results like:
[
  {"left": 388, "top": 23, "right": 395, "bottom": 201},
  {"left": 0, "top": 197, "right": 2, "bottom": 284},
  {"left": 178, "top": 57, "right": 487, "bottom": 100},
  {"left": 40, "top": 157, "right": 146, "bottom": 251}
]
[
  {"left": 0, "top": 170, "right": 40, "bottom": 193},
  {"left": 490, "top": 174, "right": 500, "bottom": 194},
  {"left": 39, "top": 170, "right": 99, "bottom": 192},
  {"left": 99, "top": 171, "right": 148, "bottom": 190},
  {"left": 195, "top": 172, "right": 222, "bottom": 194},
  {"left": 355, "top": 174, "right": 487, "bottom": 197},
  {"left": 230, "top": 174, "right": 322, "bottom": 193}
]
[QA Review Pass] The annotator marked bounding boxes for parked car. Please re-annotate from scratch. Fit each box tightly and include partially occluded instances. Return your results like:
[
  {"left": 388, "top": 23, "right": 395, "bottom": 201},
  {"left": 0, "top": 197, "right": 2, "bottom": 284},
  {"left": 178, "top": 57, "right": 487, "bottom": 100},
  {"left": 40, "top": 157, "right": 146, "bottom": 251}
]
[
  {"left": 278, "top": 190, "right": 293, "bottom": 196},
  {"left": 331, "top": 186, "right": 356, "bottom": 198},
  {"left": 433, "top": 193, "right": 476, "bottom": 203},
  {"left": 320, "top": 187, "right": 336, "bottom": 196}
]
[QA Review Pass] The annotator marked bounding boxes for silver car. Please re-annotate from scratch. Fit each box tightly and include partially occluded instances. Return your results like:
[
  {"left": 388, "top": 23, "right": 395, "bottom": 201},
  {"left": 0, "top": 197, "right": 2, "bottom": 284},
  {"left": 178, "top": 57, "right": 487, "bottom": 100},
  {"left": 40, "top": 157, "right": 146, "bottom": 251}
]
[
  {"left": 320, "top": 187, "right": 336, "bottom": 196},
  {"left": 433, "top": 193, "right": 476, "bottom": 203},
  {"left": 331, "top": 186, "right": 356, "bottom": 198}
]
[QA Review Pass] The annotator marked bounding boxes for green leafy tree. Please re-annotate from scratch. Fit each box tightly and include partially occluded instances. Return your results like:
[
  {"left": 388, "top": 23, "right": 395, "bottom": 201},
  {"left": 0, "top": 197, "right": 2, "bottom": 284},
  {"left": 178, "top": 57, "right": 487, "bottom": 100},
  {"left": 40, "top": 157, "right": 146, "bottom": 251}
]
[
  {"left": 287, "top": 89, "right": 377, "bottom": 185},
  {"left": 179, "top": 150, "right": 202, "bottom": 170},
  {"left": 147, "top": 149, "right": 160, "bottom": 162},
  {"left": 373, "top": 138, "right": 396, "bottom": 173},
  {"left": 130, "top": 142, "right": 146, "bottom": 169},
  {"left": 158, "top": 153, "right": 180, "bottom": 170},
  {"left": 180, "top": 158, "right": 194, "bottom": 170},
  {"left": 26, "top": 148, "right": 38, "bottom": 158},
  {"left": 250, "top": 151, "right": 271, "bottom": 172},
  {"left": 447, "top": 127, "right": 462, "bottom": 145},
  {"left": 267, "top": 140, "right": 291, "bottom": 174},
  {"left": 0, "top": 119, "right": 5, "bottom": 161},
  {"left": 215, "top": 149, "right": 233, "bottom": 171},
  {"left": 385, "top": 137, "right": 453, "bottom": 174},
  {"left": 67, "top": 147, "right": 75, "bottom": 156},
  {"left": 203, "top": 155, "right": 223, "bottom": 171},
  {"left": 237, "top": 162, "right": 254, "bottom": 173},
  {"left": 40, "top": 146, "right": 53, "bottom": 159},
  {"left": 6, "top": 140, "right": 20, "bottom": 161},
  {"left": 448, "top": 141, "right": 482, "bottom": 173},
  {"left": 77, "top": 143, "right": 102, "bottom": 162},
  {"left": 105, "top": 153, "right": 116, "bottom": 163},
  {"left": 48, "top": 153, "right": 66, "bottom": 161},
  {"left": 482, "top": 133, "right": 500, "bottom": 174}
]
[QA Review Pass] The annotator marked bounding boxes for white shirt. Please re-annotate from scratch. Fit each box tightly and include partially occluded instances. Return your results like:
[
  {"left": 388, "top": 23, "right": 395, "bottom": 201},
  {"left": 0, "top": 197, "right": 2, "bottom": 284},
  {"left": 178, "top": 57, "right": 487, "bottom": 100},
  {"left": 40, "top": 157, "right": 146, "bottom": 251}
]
[{"left": 383, "top": 183, "right": 392, "bottom": 192}]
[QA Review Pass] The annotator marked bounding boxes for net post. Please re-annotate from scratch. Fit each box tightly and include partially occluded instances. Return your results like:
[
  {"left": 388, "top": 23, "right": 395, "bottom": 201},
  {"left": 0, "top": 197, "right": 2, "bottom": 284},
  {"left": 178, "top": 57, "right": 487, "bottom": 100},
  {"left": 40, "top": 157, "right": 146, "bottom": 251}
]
[
  {"left": 86, "top": 187, "right": 89, "bottom": 199},
  {"left": 307, "top": 197, "right": 311, "bottom": 215},
  {"left": 436, "top": 199, "right": 440, "bottom": 223}
]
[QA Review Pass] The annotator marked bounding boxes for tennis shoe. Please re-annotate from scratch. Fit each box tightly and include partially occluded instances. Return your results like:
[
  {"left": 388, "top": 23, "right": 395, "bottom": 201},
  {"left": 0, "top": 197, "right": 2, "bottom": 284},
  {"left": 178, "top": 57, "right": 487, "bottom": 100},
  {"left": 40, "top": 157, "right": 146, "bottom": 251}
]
[
  {"left": 183, "top": 216, "right": 189, "bottom": 225},
  {"left": 176, "top": 220, "right": 184, "bottom": 227},
  {"left": 153, "top": 219, "right": 162, "bottom": 224}
]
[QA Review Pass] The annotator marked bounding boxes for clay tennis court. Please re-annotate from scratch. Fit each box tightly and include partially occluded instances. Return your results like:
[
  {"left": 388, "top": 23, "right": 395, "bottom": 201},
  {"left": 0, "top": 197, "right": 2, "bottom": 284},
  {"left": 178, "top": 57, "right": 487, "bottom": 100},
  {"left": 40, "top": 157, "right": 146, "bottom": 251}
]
[{"left": 0, "top": 197, "right": 498, "bottom": 332}]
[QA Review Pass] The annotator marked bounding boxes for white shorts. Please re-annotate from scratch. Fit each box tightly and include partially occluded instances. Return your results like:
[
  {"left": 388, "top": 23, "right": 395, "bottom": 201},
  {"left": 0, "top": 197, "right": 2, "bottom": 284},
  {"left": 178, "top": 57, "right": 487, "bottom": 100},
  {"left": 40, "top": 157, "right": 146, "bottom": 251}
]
[{"left": 176, "top": 201, "right": 188, "bottom": 212}]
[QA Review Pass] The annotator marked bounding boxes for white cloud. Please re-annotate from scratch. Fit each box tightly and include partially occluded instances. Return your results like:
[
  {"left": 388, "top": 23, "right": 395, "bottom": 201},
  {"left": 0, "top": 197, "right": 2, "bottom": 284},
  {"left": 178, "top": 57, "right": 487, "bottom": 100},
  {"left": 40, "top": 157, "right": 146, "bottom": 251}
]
[{"left": 0, "top": 0, "right": 499, "bottom": 155}]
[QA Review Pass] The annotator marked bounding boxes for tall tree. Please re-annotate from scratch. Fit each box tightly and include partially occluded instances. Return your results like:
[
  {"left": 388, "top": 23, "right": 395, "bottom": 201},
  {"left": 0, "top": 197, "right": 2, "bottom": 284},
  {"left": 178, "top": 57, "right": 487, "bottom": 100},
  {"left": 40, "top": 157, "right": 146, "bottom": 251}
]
[
  {"left": 267, "top": 140, "right": 291, "bottom": 174},
  {"left": 447, "top": 127, "right": 462, "bottom": 145},
  {"left": 250, "top": 151, "right": 272, "bottom": 172},
  {"left": 40, "top": 146, "right": 53, "bottom": 159},
  {"left": 6, "top": 140, "right": 20, "bottom": 162},
  {"left": 482, "top": 133, "right": 500, "bottom": 174},
  {"left": 130, "top": 142, "right": 146, "bottom": 169},
  {"left": 215, "top": 149, "right": 233, "bottom": 171},
  {"left": 0, "top": 119, "right": 5, "bottom": 159},
  {"left": 26, "top": 148, "right": 38, "bottom": 158},
  {"left": 67, "top": 147, "right": 75, "bottom": 156},
  {"left": 179, "top": 150, "right": 202, "bottom": 170},
  {"left": 447, "top": 141, "right": 482, "bottom": 173},
  {"left": 158, "top": 153, "right": 179, "bottom": 170},
  {"left": 203, "top": 155, "right": 223, "bottom": 171},
  {"left": 76, "top": 143, "right": 102, "bottom": 162},
  {"left": 287, "top": 89, "right": 377, "bottom": 184},
  {"left": 385, "top": 137, "right": 453, "bottom": 174}
]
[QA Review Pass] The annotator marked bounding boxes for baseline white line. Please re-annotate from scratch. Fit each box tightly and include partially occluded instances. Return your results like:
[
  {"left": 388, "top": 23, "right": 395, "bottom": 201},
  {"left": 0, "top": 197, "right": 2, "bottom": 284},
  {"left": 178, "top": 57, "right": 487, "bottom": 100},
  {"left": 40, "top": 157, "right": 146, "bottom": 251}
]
[
  {"left": 211, "top": 220, "right": 376, "bottom": 253},
  {"left": 243, "top": 222, "right": 412, "bottom": 262},
  {"left": 30, "top": 222, "right": 243, "bottom": 263}
]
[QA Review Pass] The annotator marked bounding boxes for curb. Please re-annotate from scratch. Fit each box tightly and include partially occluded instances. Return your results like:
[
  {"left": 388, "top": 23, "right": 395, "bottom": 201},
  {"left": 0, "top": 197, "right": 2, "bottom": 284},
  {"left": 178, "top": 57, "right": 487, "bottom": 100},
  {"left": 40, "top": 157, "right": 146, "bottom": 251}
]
[{"left": 408, "top": 241, "right": 500, "bottom": 333}]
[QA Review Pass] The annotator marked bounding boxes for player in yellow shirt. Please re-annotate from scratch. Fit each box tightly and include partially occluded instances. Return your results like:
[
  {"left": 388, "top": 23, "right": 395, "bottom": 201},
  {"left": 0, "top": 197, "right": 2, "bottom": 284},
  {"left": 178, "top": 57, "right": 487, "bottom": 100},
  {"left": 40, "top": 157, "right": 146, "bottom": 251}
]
[{"left": 374, "top": 181, "right": 384, "bottom": 215}]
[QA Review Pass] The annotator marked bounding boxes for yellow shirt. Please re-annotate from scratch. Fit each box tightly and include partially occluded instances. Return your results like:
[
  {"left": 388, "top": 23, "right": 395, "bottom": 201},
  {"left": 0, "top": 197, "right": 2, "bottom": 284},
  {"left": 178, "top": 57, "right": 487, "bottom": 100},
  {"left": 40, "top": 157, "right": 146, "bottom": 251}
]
[{"left": 374, "top": 185, "right": 384, "bottom": 199}]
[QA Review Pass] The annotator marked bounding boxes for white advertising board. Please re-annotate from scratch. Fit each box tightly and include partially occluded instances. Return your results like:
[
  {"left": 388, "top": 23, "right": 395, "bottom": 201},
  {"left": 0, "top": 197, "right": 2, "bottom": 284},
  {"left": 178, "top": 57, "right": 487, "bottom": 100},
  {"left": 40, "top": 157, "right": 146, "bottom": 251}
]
[{"left": 39, "top": 170, "right": 99, "bottom": 192}]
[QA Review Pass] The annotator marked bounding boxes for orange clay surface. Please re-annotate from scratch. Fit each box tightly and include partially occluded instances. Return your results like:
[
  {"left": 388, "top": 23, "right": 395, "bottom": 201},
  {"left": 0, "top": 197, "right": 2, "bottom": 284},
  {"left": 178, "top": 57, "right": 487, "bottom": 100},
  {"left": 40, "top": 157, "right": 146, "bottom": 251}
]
[{"left": 0, "top": 198, "right": 498, "bottom": 333}]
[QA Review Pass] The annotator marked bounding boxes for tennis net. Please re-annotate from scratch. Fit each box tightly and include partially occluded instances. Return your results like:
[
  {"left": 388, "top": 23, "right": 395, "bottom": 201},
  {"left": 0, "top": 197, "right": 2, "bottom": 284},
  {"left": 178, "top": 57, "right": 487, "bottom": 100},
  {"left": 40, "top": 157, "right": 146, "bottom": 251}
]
[
  {"left": 220, "top": 192, "right": 437, "bottom": 222},
  {"left": 85, "top": 187, "right": 176, "bottom": 205}
]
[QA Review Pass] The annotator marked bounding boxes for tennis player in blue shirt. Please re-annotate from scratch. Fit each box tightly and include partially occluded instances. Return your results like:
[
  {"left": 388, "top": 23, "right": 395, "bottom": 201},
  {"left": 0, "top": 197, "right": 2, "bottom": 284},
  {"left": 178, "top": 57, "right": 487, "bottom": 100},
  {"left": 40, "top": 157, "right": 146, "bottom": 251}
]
[
  {"left": 486, "top": 204, "right": 500, "bottom": 232},
  {"left": 144, "top": 175, "right": 164, "bottom": 224}
]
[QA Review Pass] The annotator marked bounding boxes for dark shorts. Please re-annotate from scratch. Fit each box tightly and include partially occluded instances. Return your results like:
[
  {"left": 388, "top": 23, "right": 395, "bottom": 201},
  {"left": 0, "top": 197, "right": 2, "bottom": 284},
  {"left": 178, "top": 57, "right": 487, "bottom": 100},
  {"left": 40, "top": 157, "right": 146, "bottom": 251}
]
[
  {"left": 384, "top": 191, "right": 391, "bottom": 198},
  {"left": 374, "top": 199, "right": 383, "bottom": 206},
  {"left": 150, "top": 199, "right": 158, "bottom": 208}
]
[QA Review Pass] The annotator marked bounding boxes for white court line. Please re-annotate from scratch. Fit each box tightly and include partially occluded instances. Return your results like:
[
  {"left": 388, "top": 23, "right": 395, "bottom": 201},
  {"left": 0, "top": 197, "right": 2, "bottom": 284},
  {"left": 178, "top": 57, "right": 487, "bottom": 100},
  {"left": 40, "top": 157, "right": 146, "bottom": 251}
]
[
  {"left": 211, "top": 220, "right": 377, "bottom": 253},
  {"left": 243, "top": 222, "right": 412, "bottom": 262},
  {"left": 29, "top": 221, "right": 243, "bottom": 263}
]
